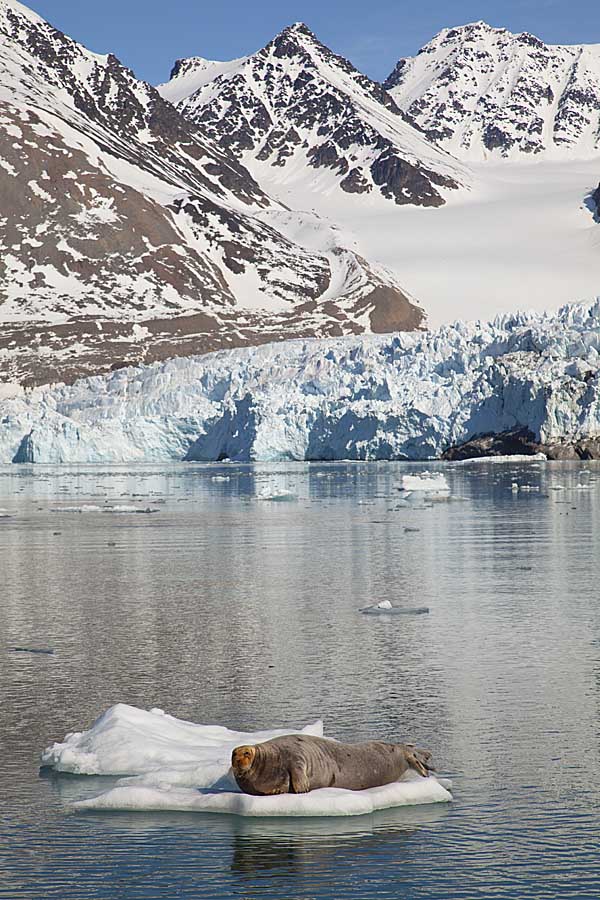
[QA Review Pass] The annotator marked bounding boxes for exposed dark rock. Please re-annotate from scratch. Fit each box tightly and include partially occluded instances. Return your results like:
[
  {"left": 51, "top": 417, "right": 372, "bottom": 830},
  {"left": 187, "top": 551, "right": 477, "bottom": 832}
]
[
  {"left": 482, "top": 125, "right": 515, "bottom": 152},
  {"left": 383, "top": 59, "right": 407, "bottom": 91},
  {"left": 384, "top": 22, "right": 600, "bottom": 157},
  {"left": 370, "top": 149, "right": 451, "bottom": 207},
  {"left": 590, "top": 183, "right": 600, "bottom": 222},
  {"left": 307, "top": 142, "right": 349, "bottom": 173},
  {"left": 566, "top": 437, "right": 600, "bottom": 459},
  {"left": 442, "top": 428, "right": 540, "bottom": 460},
  {"left": 367, "top": 285, "right": 424, "bottom": 332},
  {"left": 442, "top": 429, "right": 600, "bottom": 461},
  {"left": 543, "top": 443, "right": 581, "bottom": 461},
  {"left": 517, "top": 32, "right": 545, "bottom": 49},
  {"left": 340, "top": 168, "right": 372, "bottom": 194}
]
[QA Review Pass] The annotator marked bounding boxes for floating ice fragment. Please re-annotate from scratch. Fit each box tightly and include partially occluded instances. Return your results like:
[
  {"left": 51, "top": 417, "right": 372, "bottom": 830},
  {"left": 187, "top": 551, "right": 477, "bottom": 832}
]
[
  {"left": 360, "top": 604, "right": 430, "bottom": 616},
  {"left": 399, "top": 473, "right": 450, "bottom": 495},
  {"left": 74, "top": 771, "right": 451, "bottom": 817},
  {"left": 256, "top": 489, "right": 298, "bottom": 502},
  {"left": 41, "top": 704, "right": 324, "bottom": 777},
  {"left": 41, "top": 704, "right": 450, "bottom": 817}
]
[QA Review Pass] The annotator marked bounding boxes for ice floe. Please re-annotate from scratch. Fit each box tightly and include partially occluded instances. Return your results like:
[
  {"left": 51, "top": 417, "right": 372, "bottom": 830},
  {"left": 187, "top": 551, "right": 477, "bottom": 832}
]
[
  {"left": 256, "top": 489, "right": 298, "bottom": 502},
  {"left": 73, "top": 772, "right": 451, "bottom": 817},
  {"left": 399, "top": 473, "right": 450, "bottom": 494},
  {"left": 360, "top": 603, "right": 430, "bottom": 616},
  {"left": 41, "top": 704, "right": 451, "bottom": 817}
]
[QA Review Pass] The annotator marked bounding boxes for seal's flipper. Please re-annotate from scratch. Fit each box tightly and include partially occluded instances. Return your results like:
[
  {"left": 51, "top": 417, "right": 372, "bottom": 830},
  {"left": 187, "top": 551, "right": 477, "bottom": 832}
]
[
  {"left": 289, "top": 763, "right": 310, "bottom": 794},
  {"left": 406, "top": 747, "right": 434, "bottom": 778}
]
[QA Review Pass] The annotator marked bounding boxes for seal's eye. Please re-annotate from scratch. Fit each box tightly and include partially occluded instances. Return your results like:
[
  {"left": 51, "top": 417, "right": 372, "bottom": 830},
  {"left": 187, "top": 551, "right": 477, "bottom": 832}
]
[{"left": 232, "top": 745, "right": 256, "bottom": 770}]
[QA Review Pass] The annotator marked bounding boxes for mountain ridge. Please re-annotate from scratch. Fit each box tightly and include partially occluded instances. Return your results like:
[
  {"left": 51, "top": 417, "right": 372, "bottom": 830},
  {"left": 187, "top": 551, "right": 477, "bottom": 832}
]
[
  {"left": 385, "top": 20, "right": 600, "bottom": 159},
  {"left": 0, "top": 0, "right": 423, "bottom": 386},
  {"left": 158, "top": 21, "right": 467, "bottom": 208},
  {"left": 2, "top": 5, "right": 600, "bottom": 387}
]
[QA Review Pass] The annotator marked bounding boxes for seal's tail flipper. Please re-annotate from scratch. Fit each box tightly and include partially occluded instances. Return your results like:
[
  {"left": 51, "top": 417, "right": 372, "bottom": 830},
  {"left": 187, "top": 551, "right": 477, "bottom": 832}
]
[{"left": 406, "top": 746, "right": 434, "bottom": 778}]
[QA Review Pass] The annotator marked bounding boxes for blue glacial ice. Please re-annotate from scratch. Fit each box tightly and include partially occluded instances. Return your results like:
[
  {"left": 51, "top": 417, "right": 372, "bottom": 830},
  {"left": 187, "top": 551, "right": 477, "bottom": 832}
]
[{"left": 2, "top": 299, "right": 600, "bottom": 463}]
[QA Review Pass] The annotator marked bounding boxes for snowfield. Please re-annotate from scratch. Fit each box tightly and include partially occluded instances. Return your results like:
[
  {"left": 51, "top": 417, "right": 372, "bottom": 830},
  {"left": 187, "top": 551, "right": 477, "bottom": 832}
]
[{"left": 2, "top": 299, "right": 600, "bottom": 464}]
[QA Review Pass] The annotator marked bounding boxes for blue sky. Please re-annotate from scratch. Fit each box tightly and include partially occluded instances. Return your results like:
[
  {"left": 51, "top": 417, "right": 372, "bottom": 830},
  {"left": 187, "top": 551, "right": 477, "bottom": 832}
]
[{"left": 27, "top": 0, "right": 600, "bottom": 85}]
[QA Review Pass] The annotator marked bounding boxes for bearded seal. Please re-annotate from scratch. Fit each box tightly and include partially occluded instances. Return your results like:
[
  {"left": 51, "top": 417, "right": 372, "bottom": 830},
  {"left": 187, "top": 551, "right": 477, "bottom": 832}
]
[{"left": 231, "top": 734, "right": 433, "bottom": 796}]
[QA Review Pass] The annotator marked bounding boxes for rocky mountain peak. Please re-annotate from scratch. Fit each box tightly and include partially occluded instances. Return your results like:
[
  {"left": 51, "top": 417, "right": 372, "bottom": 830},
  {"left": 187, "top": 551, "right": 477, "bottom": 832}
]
[
  {"left": 1, "top": 0, "right": 426, "bottom": 386},
  {"left": 159, "top": 24, "right": 465, "bottom": 209},
  {"left": 169, "top": 56, "right": 214, "bottom": 81},
  {"left": 274, "top": 21, "right": 315, "bottom": 43},
  {"left": 0, "top": 0, "right": 45, "bottom": 27},
  {"left": 386, "top": 22, "right": 600, "bottom": 157}
]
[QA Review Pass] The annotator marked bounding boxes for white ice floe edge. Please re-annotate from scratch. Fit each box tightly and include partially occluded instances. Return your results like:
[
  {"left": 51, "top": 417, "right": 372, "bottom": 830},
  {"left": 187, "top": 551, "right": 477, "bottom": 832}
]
[
  {"left": 399, "top": 473, "right": 450, "bottom": 492},
  {"left": 73, "top": 773, "right": 452, "bottom": 818},
  {"left": 42, "top": 703, "right": 450, "bottom": 818},
  {"left": 451, "top": 453, "right": 548, "bottom": 464}
]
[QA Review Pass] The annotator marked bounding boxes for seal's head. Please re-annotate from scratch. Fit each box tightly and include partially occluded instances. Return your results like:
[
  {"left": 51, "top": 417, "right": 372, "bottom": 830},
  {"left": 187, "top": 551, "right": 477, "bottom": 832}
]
[
  {"left": 231, "top": 742, "right": 291, "bottom": 795},
  {"left": 231, "top": 745, "right": 257, "bottom": 774}
]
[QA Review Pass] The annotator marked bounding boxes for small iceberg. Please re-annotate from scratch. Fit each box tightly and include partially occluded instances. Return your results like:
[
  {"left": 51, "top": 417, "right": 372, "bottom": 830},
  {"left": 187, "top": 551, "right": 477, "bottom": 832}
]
[
  {"left": 398, "top": 473, "right": 450, "bottom": 497},
  {"left": 41, "top": 704, "right": 450, "bottom": 817},
  {"left": 511, "top": 483, "right": 540, "bottom": 493},
  {"left": 360, "top": 601, "right": 430, "bottom": 616},
  {"left": 73, "top": 771, "right": 451, "bottom": 818},
  {"left": 256, "top": 489, "right": 298, "bottom": 502}
]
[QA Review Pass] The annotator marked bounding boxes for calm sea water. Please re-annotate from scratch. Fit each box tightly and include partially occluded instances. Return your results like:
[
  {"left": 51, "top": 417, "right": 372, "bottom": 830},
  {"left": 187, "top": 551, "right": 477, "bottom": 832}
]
[{"left": 1, "top": 460, "right": 600, "bottom": 899}]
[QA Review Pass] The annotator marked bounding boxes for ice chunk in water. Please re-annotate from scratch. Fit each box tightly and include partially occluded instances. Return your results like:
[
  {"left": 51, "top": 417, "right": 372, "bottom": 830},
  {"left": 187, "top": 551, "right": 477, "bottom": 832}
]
[
  {"left": 74, "top": 771, "right": 452, "bottom": 817},
  {"left": 41, "top": 704, "right": 452, "bottom": 817},
  {"left": 399, "top": 473, "right": 450, "bottom": 494}
]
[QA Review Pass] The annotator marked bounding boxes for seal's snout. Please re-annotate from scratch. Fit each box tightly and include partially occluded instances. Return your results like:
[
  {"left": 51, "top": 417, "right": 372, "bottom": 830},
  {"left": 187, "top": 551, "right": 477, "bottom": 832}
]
[{"left": 232, "top": 745, "right": 256, "bottom": 772}]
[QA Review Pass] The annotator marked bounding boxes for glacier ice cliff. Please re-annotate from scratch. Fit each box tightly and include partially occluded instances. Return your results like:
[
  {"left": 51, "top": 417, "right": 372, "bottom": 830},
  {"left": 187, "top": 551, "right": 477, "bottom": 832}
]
[{"left": 2, "top": 300, "right": 600, "bottom": 464}]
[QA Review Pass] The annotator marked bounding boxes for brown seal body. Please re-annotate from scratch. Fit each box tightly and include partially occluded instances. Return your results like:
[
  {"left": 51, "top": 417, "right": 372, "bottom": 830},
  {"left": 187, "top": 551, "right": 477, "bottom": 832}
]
[{"left": 231, "top": 734, "right": 433, "bottom": 796}]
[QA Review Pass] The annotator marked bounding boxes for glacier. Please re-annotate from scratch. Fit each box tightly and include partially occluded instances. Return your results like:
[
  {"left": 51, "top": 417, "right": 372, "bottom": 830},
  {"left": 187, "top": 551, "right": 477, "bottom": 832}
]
[{"left": 2, "top": 299, "right": 600, "bottom": 464}]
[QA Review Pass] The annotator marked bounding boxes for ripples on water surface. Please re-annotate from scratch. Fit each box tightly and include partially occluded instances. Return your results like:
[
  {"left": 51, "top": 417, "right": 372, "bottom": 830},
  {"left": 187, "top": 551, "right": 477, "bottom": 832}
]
[{"left": 1, "top": 461, "right": 600, "bottom": 899}]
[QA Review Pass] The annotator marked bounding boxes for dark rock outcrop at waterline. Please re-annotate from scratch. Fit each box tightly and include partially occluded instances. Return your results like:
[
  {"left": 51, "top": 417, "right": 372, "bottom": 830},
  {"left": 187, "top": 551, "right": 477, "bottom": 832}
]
[{"left": 442, "top": 429, "right": 600, "bottom": 461}]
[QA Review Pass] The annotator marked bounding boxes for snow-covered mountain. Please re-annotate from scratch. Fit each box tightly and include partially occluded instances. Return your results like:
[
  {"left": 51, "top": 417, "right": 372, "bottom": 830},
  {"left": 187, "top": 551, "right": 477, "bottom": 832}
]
[
  {"left": 0, "top": 0, "right": 422, "bottom": 385},
  {"left": 3, "top": 299, "right": 600, "bottom": 463},
  {"left": 159, "top": 19, "right": 600, "bottom": 332},
  {"left": 385, "top": 21, "right": 600, "bottom": 159},
  {"left": 158, "top": 23, "right": 467, "bottom": 208},
  {"left": 3, "top": 4, "right": 600, "bottom": 389}
]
